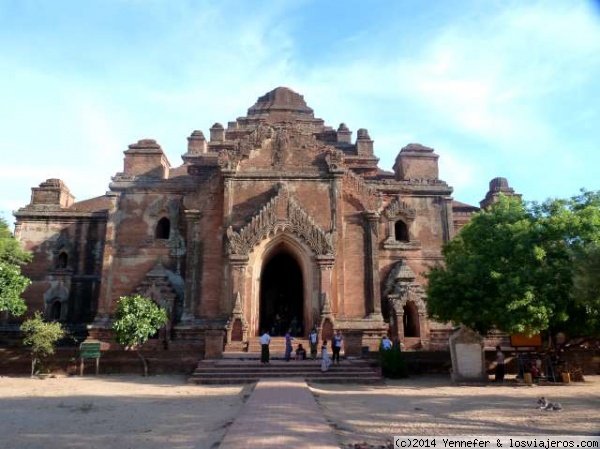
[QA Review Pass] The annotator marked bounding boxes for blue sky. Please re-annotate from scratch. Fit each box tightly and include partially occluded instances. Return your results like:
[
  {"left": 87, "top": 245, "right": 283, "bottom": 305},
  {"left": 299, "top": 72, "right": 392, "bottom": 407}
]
[{"left": 1, "top": 0, "right": 599, "bottom": 224}]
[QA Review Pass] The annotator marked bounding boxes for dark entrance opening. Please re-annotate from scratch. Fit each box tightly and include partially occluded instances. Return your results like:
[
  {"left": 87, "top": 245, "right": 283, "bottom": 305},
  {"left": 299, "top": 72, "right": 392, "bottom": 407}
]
[{"left": 259, "top": 252, "right": 303, "bottom": 337}]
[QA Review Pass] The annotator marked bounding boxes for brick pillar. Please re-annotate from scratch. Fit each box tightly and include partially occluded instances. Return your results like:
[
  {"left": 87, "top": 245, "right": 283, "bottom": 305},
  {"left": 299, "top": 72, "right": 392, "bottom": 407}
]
[
  {"left": 316, "top": 255, "right": 335, "bottom": 317},
  {"left": 204, "top": 329, "right": 225, "bottom": 359},
  {"left": 389, "top": 294, "right": 403, "bottom": 343},
  {"left": 363, "top": 211, "right": 382, "bottom": 318},
  {"left": 96, "top": 192, "right": 120, "bottom": 321},
  {"left": 419, "top": 311, "right": 430, "bottom": 349},
  {"left": 228, "top": 255, "right": 249, "bottom": 316},
  {"left": 343, "top": 330, "right": 363, "bottom": 357},
  {"left": 182, "top": 209, "right": 201, "bottom": 322},
  {"left": 223, "top": 177, "right": 234, "bottom": 225}
]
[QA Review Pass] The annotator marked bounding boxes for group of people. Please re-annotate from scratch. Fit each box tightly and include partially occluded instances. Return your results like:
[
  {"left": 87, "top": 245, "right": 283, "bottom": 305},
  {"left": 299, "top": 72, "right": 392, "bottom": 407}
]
[{"left": 259, "top": 328, "right": 344, "bottom": 372}]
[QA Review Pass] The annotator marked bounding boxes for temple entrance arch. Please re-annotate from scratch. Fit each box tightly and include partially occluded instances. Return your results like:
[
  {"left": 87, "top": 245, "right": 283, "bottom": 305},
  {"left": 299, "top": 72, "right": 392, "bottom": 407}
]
[
  {"left": 259, "top": 251, "right": 304, "bottom": 336},
  {"left": 246, "top": 232, "right": 317, "bottom": 339}
]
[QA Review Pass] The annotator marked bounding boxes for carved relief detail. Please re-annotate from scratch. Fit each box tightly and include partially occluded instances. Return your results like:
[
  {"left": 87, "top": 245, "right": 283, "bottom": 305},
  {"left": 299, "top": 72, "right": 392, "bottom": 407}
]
[
  {"left": 226, "top": 185, "right": 335, "bottom": 256},
  {"left": 225, "top": 292, "right": 249, "bottom": 343},
  {"left": 135, "top": 262, "right": 184, "bottom": 341},
  {"left": 384, "top": 260, "right": 426, "bottom": 311},
  {"left": 342, "top": 170, "right": 381, "bottom": 211},
  {"left": 384, "top": 196, "right": 416, "bottom": 220},
  {"left": 269, "top": 122, "right": 321, "bottom": 167},
  {"left": 325, "top": 148, "right": 345, "bottom": 173},
  {"left": 236, "top": 124, "right": 273, "bottom": 156},
  {"left": 218, "top": 149, "right": 240, "bottom": 172}
]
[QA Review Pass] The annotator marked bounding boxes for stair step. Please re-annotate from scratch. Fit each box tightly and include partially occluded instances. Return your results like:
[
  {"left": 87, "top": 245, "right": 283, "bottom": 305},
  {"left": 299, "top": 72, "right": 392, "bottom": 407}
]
[
  {"left": 188, "top": 376, "right": 382, "bottom": 385},
  {"left": 187, "top": 357, "right": 382, "bottom": 385}
]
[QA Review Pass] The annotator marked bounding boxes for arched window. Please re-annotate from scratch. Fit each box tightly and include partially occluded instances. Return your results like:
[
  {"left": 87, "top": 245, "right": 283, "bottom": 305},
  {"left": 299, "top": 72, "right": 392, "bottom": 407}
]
[
  {"left": 57, "top": 252, "right": 68, "bottom": 269},
  {"left": 394, "top": 220, "right": 409, "bottom": 242},
  {"left": 155, "top": 217, "right": 170, "bottom": 239},
  {"left": 51, "top": 300, "right": 62, "bottom": 321}
]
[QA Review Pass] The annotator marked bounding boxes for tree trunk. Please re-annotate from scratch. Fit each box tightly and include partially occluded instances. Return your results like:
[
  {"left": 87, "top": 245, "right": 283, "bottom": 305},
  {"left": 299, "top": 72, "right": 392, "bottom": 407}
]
[
  {"left": 31, "top": 357, "right": 36, "bottom": 377},
  {"left": 136, "top": 349, "right": 148, "bottom": 377}
]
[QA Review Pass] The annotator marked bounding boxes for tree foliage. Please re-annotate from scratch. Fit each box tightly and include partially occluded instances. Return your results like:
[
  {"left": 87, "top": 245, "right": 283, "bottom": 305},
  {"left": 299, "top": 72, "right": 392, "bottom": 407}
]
[
  {"left": 21, "top": 311, "right": 65, "bottom": 376},
  {"left": 379, "top": 340, "right": 408, "bottom": 378},
  {"left": 426, "top": 191, "right": 600, "bottom": 338},
  {"left": 0, "top": 218, "right": 31, "bottom": 265},
  {"left": 570, "top": 243, "right": 600, "bottom": 336},
  {"left": 0, "top": 219, "right": 31, "bottom": 316},
  {"left": 112, "top": 294, "right": 168, "bottom": 376}
]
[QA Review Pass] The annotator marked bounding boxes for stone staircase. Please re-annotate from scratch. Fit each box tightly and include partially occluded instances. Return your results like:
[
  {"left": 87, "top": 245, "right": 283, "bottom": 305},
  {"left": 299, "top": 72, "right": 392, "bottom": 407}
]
[{"left": 188, "top": 357, "right": 383, "bottom": 385}]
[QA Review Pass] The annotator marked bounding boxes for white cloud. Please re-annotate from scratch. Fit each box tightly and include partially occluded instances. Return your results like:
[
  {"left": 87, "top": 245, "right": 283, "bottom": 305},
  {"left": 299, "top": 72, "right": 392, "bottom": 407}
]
[{"left": 1, "top": 0, "right": 598, "bottom": 223}]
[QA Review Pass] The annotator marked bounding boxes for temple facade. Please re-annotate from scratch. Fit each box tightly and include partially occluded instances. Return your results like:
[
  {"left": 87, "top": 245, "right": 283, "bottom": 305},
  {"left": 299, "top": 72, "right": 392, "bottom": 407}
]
[{"left": 13, "top": 87, "right": 512, "bottom": 355}]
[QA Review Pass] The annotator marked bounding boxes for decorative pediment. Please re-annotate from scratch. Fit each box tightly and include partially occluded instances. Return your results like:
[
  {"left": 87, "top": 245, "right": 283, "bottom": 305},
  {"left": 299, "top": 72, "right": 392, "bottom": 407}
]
[
  {"left": 226, "top": 185, "right": 335, "bottom": 256},
  {"left": 325, "top": 148, "right": 345, "bottom": 173},
  {"left": 384, "top": 196, "right": 416, "bottom": 221},
  {"left": 389, "top": 284, "right": 426, "bottom": 312},
  {"left": 269, "top": 122, "right": 325, "bottom": 168},
  {"left": 135, "top": 262, "right": 182, "bottom": 319},
  {"left": 53, "top": 232, "right": 72, "bottom": 254},
  {"left": 384, "top": 260, "right": 426, "bottom": 311},
  {"left": 218, "top": 149, "right": 241, "bottom": 172},
  {"left": 217, "top": 122, "right": 330, "bottom": 172},
  {"left": 148, "top": 197, "right": 181, "bottom": 218},
  {"left": 225, "top": 291, "right": 249, "bottom": 343},
  {"left": 236, "top": 123, "right": 274, "bottom": 156},
  {"left": 43, "top": 280, "right": 70, "bottom": 303}
]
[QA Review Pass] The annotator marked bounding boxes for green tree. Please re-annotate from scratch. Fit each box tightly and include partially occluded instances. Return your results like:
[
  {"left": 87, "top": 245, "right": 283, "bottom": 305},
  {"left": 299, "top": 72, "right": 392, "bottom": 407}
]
[
  {"left": 0, "top": 218, "right": 31, "bottom": 316},
  {"left": 379, "top": 340, "right": 408, "bottom": 378},
  {"left": 426, "top": 192, "right": 600, "bottom": 340},
  {"left": 112, "top": 294, "right": 168, "bottom": 376},
  {"left": 0, "top": 218, "right": 31, "bottom": 265},
  {"left": 21, "top": 311, "right": 65, "bottom": 376},
  {"left": 569, "top": 244, "right": 600, "bottom": 337}
]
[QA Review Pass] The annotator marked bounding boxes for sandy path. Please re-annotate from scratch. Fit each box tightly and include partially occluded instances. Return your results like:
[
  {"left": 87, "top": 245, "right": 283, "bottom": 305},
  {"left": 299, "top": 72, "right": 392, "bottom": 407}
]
[
  {"left": 1, "top": 374, "right": 598, "bottom": 449},
  {"left": 0, "top": 375, "right": 250, "bottom": 449},
  {"left": 312, "top": 375, "right": 600, "bottom": 448}
]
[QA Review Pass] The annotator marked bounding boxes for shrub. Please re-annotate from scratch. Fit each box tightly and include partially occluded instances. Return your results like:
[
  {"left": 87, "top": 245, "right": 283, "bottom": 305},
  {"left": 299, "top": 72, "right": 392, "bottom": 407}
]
[
  {"left": 379, "top": 340, "right": 408, "bottom": 378},
  {"left": 21, "top": 311, "right": 65, "bottom": 376}
]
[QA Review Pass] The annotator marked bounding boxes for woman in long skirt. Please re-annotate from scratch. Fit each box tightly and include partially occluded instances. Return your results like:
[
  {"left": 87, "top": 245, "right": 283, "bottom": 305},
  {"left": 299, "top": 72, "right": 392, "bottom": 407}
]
[{"left": 321, "top": 340, "right": 331, "bottom": 372}]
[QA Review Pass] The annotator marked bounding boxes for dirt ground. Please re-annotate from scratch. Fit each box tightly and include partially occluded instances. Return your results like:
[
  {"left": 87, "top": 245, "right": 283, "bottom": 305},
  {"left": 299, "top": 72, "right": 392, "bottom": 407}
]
[
  {"left": 312, "top": 375, "right": 600, "bottom": 448},
  {"left": 0, "top": 375, "right": 251, "bottom": 449},
  {"left": 0, "top": 374, "right": 598, "bottom": 449}
]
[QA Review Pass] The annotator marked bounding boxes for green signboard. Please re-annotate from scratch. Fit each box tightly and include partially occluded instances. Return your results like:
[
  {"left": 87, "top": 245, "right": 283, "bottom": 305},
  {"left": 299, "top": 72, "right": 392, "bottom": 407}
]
[
  {"left": 79, "top": 340, "right": 102, "bottom": 375},
  {"left": 80, "top": 340, "right": 101, "bottom": 359}
]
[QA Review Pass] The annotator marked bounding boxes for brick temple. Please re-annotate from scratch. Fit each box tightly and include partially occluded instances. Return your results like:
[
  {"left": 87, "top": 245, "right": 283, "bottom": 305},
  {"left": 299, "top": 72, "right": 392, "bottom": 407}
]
[{"left": 13, "top": 87, "right": 515, "bottom": 357}]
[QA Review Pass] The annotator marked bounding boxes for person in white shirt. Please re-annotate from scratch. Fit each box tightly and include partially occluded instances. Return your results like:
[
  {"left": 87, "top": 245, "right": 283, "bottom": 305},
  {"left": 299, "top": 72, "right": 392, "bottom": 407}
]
[
  {"left": 321, "top": 340, "right": 331, "bottom": 372},
  {"left": 259, "top": 330, "right": 271, "bottom": 364},
  {"left": 308, "top": 328, "right": 318, "bottom": 360}
]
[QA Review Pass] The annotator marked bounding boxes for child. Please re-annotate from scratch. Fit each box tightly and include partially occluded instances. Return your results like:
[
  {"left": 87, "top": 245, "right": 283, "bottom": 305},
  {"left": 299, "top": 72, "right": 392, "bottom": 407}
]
[{"left": 295, "top": 343, "right": 307, "bottom": 360}]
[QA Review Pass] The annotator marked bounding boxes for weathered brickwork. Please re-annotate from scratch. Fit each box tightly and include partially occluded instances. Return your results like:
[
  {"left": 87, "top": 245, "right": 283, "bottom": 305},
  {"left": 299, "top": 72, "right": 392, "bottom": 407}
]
[{"left": 13, "top": 87, "right": 512, "bottom": 353}]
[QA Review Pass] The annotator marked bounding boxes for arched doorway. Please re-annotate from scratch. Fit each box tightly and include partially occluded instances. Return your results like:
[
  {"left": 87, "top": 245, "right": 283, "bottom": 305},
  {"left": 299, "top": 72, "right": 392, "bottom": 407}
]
[
  {"left": 403, "top": 301, "right": 420, "bottom": 337},
  {"left": 259, "top": 251, "right": 304, "bottom": 337}
]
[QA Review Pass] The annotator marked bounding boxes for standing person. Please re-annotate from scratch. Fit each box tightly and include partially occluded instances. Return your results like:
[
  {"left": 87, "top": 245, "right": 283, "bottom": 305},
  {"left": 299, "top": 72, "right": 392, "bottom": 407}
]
[
  {"left": 321, "top": 340, "right": 331, "bottom": 372},
  {"left": 494, "top": 345, "right": 505, "bottom": 382},
  {"left": 284, "top": 328, "right": 293, "bottom": 362},
  {"left": 308, "top": 327, "right": 319, "bottom": 360},
  {"left": 381, "top": 335, "right": 392, "bottom": 350},
  {"left": 259, "top": 330, "right": 271, "bottom": 365},
  {"left": 332, "top": 329, "right": 343, "bottom": 364}
]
